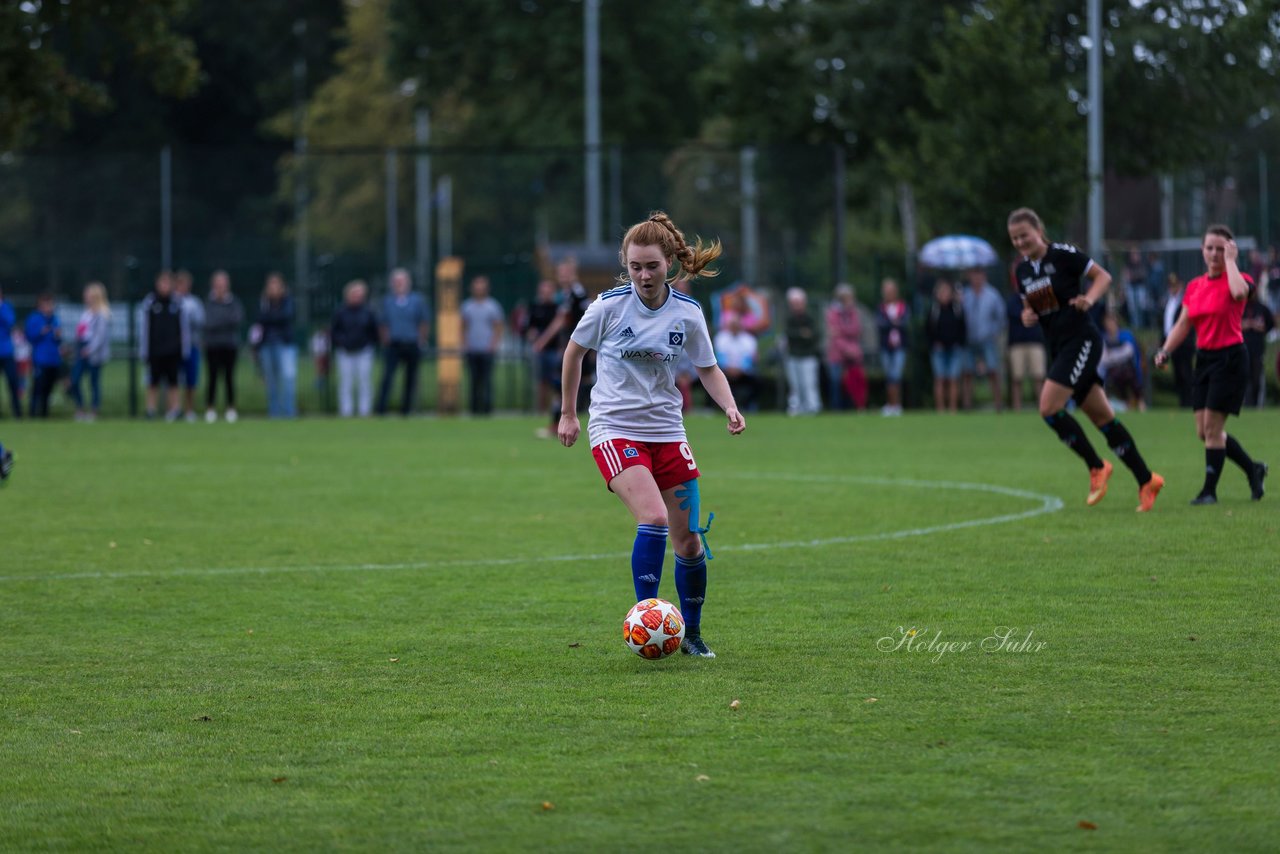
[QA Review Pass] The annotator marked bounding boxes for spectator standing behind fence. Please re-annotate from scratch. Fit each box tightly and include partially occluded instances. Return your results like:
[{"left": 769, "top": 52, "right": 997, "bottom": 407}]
[
  {"left": 1005, "top": 283, "right": 1045, "bottom": 411},
  {"left": 24, "top": 294, "right": 62, "bottom": 418},
  {"left": 1241, "top": 287, "right": 1274, "bottom": 408},
  {"left": 876, "top": 279, "right": 909, "bottom": 416},
  {"left": 460, "top": 275, "right": 505, "bottom": 416},
  {"left": 781, "top": 287, "right": 822, "bottom": 416},
  {"left": 202, "top": 270, "right": 243, "bottom": 423},
  {"left": 1145, "top": 252, "right": 1166, "bottom": 329},
  {"left": 257, "top": 273, "right": 297, "bottom": 419},
  {"left": 960, "top": 267, "right": 1004, "bottom": 412},
  {"left": 1101, "top": 313, "right": 1145, "bottom": 412},
  {"left": 1162, "top": 272, "right": 1195, "bottom": 408},
  {"left": 174, "top": 270, "right": 205, "bottom": 423},
  {"left": 825, "top": 283, "right": 866, "bottom": 411},
  {"left": 376, "top": 268, "right": 429, "bottom": 416},
  {"left": 68, "top": 282, "right": 110, "bottom": 421},
  {"left": 523, "top": 279, "right": 560, "bottom": 418},
  {"left": 140, "top": 271, "right": 186, "bottom": 421},
  {"left": 1122, "top": 247, "right": 1146, "bottom": 327},
  {"left": 0, "top": 285, "right": 21, "bottom": 418},
  {"left": 926, "top": 278, "right": 965, "bottom": 414},
  {"left": 713, "top": 310, "right": 758, "bottom": 411},
  {"left": 331, "top": 280, "right": 380, "bottom": 418},
  {"left": 1265, "top": 245, "right": 1280, "bottom": 314}
]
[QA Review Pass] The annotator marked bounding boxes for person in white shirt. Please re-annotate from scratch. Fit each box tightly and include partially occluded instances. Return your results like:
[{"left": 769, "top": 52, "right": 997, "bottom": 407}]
[
  {"left": 713, "top": 310, "right": 759, "bottom": 412},
  {"left": 559, "top": 212, "right": 745, "bottom": 658}
]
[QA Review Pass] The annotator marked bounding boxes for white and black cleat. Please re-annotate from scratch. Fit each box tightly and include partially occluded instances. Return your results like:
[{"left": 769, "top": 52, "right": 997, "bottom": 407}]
[{"left": 681, "top": 635, "right": 716, "bottom": 658}]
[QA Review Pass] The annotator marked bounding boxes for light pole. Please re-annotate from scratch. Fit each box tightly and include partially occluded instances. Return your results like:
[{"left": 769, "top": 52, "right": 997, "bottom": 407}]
[
  {"left": 584, "top": 0, "right": 602, "bottom": 248},
  {"left": 1086, "top": 0, "right": 1104, "bottom": 262}
]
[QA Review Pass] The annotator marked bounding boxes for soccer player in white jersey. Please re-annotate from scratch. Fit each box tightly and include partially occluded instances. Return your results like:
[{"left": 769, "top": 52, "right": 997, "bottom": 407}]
[{"left": 558, "top": 212, "right": 745, "bottom": 658}]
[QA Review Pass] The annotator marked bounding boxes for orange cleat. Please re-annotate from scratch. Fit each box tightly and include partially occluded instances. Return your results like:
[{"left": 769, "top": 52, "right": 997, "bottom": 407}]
[
  {"left": 1086, "top": 460, "right": 1113, "bottom": 506},
  {"left": 1136, "top": 472, "right": 1165, "bottom": 513}
]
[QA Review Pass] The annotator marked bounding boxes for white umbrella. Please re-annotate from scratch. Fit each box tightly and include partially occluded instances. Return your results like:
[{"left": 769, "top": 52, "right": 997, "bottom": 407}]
[{"left": 919, "top": 235, "right": 999, "bottom": 269}]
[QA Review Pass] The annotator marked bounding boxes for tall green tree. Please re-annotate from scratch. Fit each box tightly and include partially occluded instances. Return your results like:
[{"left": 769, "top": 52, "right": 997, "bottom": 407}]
[
  {"left": 268, "top": 0, "right": 416, "bottom": 257},
  {"left": 0, "top": 0, "right": 199, "bottom": 151},
  {"left": 897, "top": 0, "right": 1085, "bottom": 244}
]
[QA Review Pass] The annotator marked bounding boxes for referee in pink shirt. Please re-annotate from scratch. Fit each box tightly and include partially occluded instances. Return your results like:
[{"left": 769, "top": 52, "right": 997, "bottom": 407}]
[{"left": 1156, "top": 225, "right": 1267, "bottom": 504}]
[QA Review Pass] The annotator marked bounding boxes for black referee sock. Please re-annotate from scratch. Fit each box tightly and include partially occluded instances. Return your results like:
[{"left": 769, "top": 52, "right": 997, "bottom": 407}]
[
  {"left": 1224, "top": 435, "right": 1255, "bottom": 473},
  {"left": 1201, "top": 447, "right": 1226, "bottom": 497},
  {"left": 1099, "top": 419, "right": 1153, "bottom": 485},
  {"left": 1044, "top": 411, "right": 1104, "bottom": 469}
]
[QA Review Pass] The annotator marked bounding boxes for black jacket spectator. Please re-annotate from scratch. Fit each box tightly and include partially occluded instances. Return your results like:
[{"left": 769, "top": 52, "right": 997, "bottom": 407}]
[{"left": 331, "top": 303, "right": 380, "bottom": 353}]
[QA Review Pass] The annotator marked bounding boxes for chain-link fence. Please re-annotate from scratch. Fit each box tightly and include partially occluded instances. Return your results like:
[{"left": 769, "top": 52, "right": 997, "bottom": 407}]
[{"left": 1, "top": 143, "right": 1275, "bottom": 417}]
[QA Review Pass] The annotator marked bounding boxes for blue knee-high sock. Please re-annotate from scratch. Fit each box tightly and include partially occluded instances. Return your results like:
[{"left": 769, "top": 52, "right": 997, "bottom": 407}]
[
  {"left": 632, "top": 525, "right": 668, "bottom": 601},
  {"left": 674, "top": 551, "right": 707, "bottom": 635}
]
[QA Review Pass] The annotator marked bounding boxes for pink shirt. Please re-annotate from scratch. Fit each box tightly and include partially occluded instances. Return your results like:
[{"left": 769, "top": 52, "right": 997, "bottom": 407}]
[{"left": 1183, "top": 271, "right": 1253, "bottom": 351}]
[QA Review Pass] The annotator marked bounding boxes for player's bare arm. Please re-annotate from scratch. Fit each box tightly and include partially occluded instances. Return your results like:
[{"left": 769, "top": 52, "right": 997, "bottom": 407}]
[
  {"left": 558, "top": 340, "right": 588, "bottom": 447},
  {"left": 695, "top": 364, "right": 745, "bottom": 435}
]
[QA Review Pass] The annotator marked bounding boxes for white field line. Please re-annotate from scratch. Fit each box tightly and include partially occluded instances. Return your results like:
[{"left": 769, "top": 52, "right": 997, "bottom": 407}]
[{"left": 0, "top": 475, "right": 1063, "bottom": 584}]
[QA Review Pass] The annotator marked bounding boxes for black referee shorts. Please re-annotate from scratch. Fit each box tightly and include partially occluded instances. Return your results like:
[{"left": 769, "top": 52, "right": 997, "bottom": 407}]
[
  {"left": 1047, "top": 331, "right": 1103, "bottom": 405},
  {"left": 1192, "top": 343, "right": 1247, "bottom": 415}
]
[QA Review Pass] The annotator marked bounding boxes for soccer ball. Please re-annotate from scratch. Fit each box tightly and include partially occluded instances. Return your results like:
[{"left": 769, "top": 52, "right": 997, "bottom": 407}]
[{"left": 623, "top": 598, "right": 685, "bottom": 660}]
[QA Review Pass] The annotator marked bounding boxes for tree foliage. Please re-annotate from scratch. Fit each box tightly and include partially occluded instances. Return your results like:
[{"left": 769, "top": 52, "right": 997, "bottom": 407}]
[
  {"left": 0, "top": 0, "right": 199, "bottom": 150},
  {"left": 898, "top": 0, "right": 1085, "bottom": 243},
  {"left": 268, "top": 0, "right": 416, "bottom": 256}
]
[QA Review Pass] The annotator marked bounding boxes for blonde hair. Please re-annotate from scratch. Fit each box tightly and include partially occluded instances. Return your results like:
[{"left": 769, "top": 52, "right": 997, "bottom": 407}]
[
  {"left": 618, "top": 211, "right": 722, "bottom": 284},
  {"left": 85, "top": 282, "right": 110, "bottom": 318}
]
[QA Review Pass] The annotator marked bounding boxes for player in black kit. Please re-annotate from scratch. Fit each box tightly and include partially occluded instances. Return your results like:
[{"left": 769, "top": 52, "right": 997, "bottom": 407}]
[{"left": 1008, "top": 208, "right": 1164, "bottom": 512}]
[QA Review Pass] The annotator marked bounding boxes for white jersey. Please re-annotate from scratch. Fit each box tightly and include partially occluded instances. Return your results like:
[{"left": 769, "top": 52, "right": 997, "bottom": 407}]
[{"left": 570, "top": 283, "right": 716, "bottom": 447}]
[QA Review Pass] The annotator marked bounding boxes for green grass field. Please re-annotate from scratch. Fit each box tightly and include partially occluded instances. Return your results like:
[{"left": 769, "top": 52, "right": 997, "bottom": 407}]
[{"left": 1, "top": 411, "right": 1277, "bottom": 851}]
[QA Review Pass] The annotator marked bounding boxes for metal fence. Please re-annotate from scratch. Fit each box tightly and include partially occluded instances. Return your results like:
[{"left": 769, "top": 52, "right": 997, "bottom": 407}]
[{"left": 2, "top": 142, "right": 1276, "bottom": 416}]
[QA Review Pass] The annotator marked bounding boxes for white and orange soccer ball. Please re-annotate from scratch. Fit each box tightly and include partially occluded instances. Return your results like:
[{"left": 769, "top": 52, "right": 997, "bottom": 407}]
[{"left": 623, "top": 598, "right": 686, "bottom": 660}]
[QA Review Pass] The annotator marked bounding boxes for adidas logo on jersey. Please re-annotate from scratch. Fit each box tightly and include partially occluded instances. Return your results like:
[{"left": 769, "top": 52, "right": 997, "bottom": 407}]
[{"left": 619, "top": 326, "right": 635, "bottom": 338}]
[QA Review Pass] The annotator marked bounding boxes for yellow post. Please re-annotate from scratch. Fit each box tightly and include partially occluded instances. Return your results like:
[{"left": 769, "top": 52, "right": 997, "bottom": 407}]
[{"left": 435, "top": 257, "right": 464, "bottom": 414}]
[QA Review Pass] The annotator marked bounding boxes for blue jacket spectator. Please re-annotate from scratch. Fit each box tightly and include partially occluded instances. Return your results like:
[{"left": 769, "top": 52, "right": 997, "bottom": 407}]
[
  {"left": 24, "top": 294, "right": 62, "bottom": 417},
  {"left": 25, "top": 304, "right": 62, "bottom": 368}
]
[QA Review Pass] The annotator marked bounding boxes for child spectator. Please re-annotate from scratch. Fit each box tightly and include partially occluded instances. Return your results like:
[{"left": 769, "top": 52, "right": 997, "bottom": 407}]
[
  {"left": 1100, "top": 312, "right": 1145, "bottom": 412},
  {"left": 926, "top": 278, "right": 965, "bottom": 413},
  {"left": 68, "top": 282, "right": 111, "bottom": 421}
]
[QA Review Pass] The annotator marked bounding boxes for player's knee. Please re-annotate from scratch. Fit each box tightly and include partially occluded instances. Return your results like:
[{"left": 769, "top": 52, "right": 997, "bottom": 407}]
[
  {"left": 638, "top": 508, "right": 669, "bottom": 528},
  {"left": 1040, "top": 403, "right": 1060, "bottom": 421},
  {"left": 670, "top": 528, "right": 700, "bottom": 557}
]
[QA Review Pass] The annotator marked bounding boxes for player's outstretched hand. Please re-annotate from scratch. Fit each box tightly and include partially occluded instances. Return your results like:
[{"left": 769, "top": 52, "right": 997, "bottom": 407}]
[
  {"left": 1153, "top": 348, "right": 1169, "bottom": 370},
  {"left": 725, "top": 407, "right": 746, "bottom": 435},
  {"left": 558, "top": 413, "right": 580, "bottom": 447},
  {"left": 1068, "top": 295, "right": 1094, "bottom": 313}
]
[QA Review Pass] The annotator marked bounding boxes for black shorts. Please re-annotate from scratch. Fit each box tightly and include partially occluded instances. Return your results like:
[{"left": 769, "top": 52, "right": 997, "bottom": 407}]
[
  {"left": 1192, "top": 344, "right": 1247, "bottom": 415},
  {"left": 1046, "top": 331, "right": 1102, "bottom": 405},
  {"left": 148, "top": 354, "right": 181, "bottom": 388}
]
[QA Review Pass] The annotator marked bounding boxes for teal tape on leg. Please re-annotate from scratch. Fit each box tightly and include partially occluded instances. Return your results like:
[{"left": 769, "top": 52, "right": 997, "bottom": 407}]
[{"left": 674, "top": 479, "right": 715, "bottom": 560}]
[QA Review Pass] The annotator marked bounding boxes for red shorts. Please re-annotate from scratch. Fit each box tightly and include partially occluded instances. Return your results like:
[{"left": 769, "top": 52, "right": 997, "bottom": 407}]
[{"left": 591, "top": 439, "right": 701, "bottom": 491}]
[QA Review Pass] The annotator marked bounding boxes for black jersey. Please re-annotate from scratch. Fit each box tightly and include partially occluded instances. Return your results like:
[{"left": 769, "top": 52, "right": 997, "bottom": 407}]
[
  {"left": 557, "top": 282, "right": 591, "bottom": 349},
  {"left": 1015, "top": 243, "right": 1096, "bottom": 346}
]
